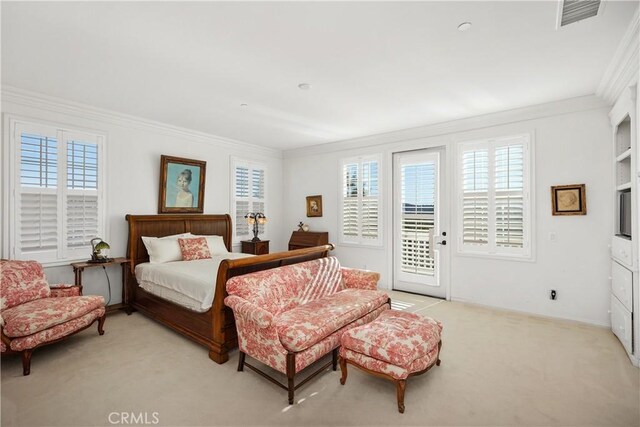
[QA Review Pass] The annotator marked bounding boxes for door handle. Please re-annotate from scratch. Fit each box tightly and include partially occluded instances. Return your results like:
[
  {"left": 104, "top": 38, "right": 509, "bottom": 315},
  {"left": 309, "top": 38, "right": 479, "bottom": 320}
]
[{"left": 430, "top": 230, "right": 447, "bottom": 253}]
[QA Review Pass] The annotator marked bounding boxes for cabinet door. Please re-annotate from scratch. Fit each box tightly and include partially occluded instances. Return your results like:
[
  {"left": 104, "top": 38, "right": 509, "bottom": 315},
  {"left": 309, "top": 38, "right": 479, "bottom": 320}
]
[
  {"left": 612, "top": 236, "right": 633, "bottom": 268},
  {"left": 611, "top": 294, "right": 633, "bottom": 354},
  {"left": 611, "top": 261, "right": 633, "bottom": 311}
]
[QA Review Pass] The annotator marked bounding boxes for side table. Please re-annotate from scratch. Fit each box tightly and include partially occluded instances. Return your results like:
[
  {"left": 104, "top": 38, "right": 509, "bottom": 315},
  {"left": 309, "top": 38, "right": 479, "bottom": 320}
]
[
  {"left": 70, "top": 257, "right": 130, "bottom": 313},
  {"left": 241, "top": 240, "right": 270, "bottom": 255}
]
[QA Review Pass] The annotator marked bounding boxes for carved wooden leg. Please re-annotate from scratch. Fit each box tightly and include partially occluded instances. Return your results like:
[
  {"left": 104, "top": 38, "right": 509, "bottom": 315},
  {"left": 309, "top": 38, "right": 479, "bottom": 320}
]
[
  {"left": 332, "top": 348, "right": 338, "bottom": 371},
  {"left": 396, "top": 380, "right": 406, "bottom": 414},
  {"left": 21, "top": 349, "right": 33, "bottom": 376},
  {"left": 286, "top": 353, "right": 296, "bottom": 404},
  {"left": 97, "top": 315, "right": 106, "bottom": 335},
  {"left": 436, "top": 340, "right": 442, "bottom": 366},
  {"left": 339, "top": 357, "right": 348, "bottom": 385},
  {"left": 237, "top": 351, "right": 246, "bottom": 372}
]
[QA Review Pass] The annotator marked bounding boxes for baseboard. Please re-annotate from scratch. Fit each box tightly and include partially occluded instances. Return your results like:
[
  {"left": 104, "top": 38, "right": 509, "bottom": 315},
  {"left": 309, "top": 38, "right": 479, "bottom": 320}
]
[{"left": 449, "top": 297, "right": 610, "bottom": 329}]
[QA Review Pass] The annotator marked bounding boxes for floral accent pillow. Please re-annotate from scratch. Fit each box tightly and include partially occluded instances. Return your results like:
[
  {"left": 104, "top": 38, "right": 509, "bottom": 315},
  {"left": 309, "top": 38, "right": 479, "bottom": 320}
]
[{"left": 178, "top": 237, "right": 212, "bottom": 261}]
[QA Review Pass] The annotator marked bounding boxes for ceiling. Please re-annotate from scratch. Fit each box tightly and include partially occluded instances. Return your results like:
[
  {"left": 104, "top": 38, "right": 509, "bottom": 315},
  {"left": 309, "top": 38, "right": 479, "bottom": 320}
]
[{"left": 2, "top": 1, "right": 637, "bottom": 150}]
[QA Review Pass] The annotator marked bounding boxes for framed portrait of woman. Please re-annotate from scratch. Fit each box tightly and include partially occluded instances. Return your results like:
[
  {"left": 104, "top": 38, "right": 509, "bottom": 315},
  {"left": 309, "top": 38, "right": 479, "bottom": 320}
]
[{"left": 158, "top": 155, "right": 206, "bottom": 213}]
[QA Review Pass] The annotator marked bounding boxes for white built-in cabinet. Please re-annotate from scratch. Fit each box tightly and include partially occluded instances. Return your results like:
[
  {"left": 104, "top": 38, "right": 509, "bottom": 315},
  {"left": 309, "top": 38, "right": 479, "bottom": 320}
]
[{"left": 610, "top": 85, "right": 639, "bottom": 366}]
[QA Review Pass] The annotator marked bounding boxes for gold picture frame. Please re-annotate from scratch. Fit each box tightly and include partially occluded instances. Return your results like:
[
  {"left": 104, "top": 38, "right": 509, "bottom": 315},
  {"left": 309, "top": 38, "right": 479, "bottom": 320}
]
[
  {"left": 551, "top": 184, "right": 586, "bottom": 216},
  {"left": 306, "top": 195, "right": 323, "bottom": 217},
  {"left": 158, "top": 155, "right": 207, "bottom": 214}
]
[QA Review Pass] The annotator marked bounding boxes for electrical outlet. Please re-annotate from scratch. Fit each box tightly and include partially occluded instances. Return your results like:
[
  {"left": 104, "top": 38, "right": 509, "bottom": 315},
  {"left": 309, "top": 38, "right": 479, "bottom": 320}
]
[
  {"left": 550, "top": 290, "right": 557, "bottom": 300},
  {"left": 549, "top": 232, "right": 557, "bottom": 242}
]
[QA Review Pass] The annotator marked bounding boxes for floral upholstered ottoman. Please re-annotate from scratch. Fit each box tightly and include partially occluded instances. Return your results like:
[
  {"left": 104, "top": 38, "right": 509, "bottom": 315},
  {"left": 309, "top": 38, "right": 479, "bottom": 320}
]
[{"left": 338, "top": 310, "right": 442, "bottom": 413}]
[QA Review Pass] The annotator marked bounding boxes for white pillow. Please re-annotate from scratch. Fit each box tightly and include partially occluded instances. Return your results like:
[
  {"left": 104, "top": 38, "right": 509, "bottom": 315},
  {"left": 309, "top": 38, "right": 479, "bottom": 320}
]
[
  {"left": 191, "top": 235, "right": 229, "bottom": 255},
  {"left": 141, "top": 233, "right": 192, "bottom": 264}
]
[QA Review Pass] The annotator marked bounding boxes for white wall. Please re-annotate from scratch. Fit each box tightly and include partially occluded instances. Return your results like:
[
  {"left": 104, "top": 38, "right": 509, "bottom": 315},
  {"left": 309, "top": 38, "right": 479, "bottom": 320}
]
[
  {"left": 1, "top": 88, "right": 285, "bottom": 305},
  {"left": 283, "top": 96, "right": 613, "bottom": 326},
  {"left": 0, "top": 89, "right": 615, "bottom": 327}
]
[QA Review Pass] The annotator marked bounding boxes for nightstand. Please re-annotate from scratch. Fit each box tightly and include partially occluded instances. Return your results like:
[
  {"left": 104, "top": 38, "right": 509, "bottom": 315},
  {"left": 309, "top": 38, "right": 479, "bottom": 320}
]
[
  {"left": 70, "top": 257, "right": 129, "bottom": 313},
  {"left": 241, "top": 240, "right": 270, "bottom": 255}
]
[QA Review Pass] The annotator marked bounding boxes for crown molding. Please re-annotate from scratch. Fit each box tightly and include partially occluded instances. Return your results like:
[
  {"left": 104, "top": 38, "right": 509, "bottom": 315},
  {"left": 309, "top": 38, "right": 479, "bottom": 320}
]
[
  {"left": 1, "top": 85, "right": 282, "bottom": 158},
  {"left": 283, "top": 94, "right": 608, "bottom": 159},
  {"left": 597, "top": 6, "right": 639, "bottom": 104}
]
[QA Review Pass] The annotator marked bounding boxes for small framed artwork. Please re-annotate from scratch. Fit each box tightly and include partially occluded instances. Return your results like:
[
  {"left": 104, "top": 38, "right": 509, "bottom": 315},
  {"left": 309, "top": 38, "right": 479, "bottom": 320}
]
[
  {"left": 158, "top": 155, "right": 206, "bottom": 213},
  {"left": 551, "top": 184, "right": 586, "bottom": 216},
  {"left": 306, "top": 195, "right": 323, "bottom": 217}
]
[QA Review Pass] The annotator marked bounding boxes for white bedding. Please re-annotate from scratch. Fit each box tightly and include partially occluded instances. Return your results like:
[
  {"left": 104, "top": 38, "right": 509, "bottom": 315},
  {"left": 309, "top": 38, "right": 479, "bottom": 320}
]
[{"left": 135, "top": 253, "right": 253, "bottom": 312}]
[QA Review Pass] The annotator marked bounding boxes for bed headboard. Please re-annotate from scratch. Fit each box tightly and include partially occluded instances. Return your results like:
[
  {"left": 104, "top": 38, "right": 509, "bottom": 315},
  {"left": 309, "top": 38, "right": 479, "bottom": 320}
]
[{"left": 125, "top": 214, "right": 232, "bottom": 269}]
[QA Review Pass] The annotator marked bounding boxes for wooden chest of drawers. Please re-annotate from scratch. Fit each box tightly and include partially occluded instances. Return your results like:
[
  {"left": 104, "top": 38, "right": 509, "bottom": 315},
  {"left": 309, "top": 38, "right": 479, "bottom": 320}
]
[{"left": 288, "top": 231, "right": 329, "bottom": 250}]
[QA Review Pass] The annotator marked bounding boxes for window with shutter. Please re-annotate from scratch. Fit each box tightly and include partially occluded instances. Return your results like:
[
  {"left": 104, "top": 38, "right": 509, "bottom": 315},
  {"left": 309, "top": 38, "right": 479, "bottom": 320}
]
[
  {"left": 458, "top": 134, "right": 532, "bottom": 258},
  {"left": 339, "top": 155, "right": 382, "bottom": 246},
  {"left": 231, "top": 159, "right": 267, "bottom": 243},
  {"left": 462, "top": 148, "right": 489, "bottom": 246},
  {"left": 9, "top": 120, "right": 106, "bottom": 265},
  {"left": 67, "top": 140, "right": 100, "bottom": 250}
]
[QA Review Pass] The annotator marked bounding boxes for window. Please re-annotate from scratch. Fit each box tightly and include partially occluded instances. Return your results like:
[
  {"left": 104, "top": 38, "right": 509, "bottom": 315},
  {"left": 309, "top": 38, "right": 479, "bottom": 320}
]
[
  {"left": 8, "top": 120, "right": 106, "bottom": 265},
  {"left": 458, "top": 134, "right": 532, "bottom": 258},
  {"left": 231, "top": 159, "right": 266, "bottom": 243},
  {"left": 339, "top": 155, "right": 382, "bottom": 246},
  {"left": 399, "top": 157, "right": 437, "bottom": 277}
]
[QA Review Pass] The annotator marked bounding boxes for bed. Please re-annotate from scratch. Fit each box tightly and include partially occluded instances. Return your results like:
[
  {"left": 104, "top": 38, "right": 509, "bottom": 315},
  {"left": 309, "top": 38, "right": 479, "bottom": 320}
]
[{"left": 125, "top": 214, "right": 333, "bottom": 364}]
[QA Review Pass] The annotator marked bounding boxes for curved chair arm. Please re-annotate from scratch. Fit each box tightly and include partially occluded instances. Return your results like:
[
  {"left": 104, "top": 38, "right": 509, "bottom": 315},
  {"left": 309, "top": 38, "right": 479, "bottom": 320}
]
[{"left": 224, "top": 295, "right": 274, "bottom": 329}]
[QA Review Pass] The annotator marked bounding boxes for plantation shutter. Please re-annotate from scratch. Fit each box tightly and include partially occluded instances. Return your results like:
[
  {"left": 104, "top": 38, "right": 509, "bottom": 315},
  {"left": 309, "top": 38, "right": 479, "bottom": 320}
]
[
  {"left": 18, "top": 131, "right": 59, "bottom": 260},
  {"left": 461, "top": 147, "right": 489, "bottom": 247},
  {"left": 400, "top": 162, "right": 436, "bottom": 276},
  {"left": 66, "top": 140, "right": 100, "bottom": 249},
  {"left": 459, "top": 135, "right": 530, "bottom": 257},
  {"left": 234, "top": 166, "right": 250, "bottom": 237},
  {"left": 340, "top": 156, "right": 381, "bottom": 246},
  {"left": 232, "top": 161, "right": 266, "bottom": 242},
  {"left": 342, "top": 163, "right": 359, "bottom": 238},
  {"left": 252, "top": 168, "right": 266, "bottom": 234},
  {"left": 20, "top": 193, "right": 58, "bottom": 252},
  {"left": 495, "top": 144, "right": 524, "bottom": 248},
  {"left": 13, "top": 122, "right": 105, "bottom": 264},
  {"left": 361, "top": 161, "right": 379, "bottom": 240}
]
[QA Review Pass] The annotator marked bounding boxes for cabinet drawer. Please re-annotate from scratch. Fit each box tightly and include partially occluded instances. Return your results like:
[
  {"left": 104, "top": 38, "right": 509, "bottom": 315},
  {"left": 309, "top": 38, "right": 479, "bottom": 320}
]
[
  {"left": 611, "top": 261, "right": 633, "bottom": 311},
  {"left": 611, "top": 294, "right": 633, "bottom": 354},
  {"left": 612, "top": 235, "right": 633, "bottom": 267}
]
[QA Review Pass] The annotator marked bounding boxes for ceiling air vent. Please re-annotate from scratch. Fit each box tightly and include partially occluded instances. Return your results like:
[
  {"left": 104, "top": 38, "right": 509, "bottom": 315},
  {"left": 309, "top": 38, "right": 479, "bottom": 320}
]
[{"left": 558, "top": 0, "right": 602, "bottom": 27}]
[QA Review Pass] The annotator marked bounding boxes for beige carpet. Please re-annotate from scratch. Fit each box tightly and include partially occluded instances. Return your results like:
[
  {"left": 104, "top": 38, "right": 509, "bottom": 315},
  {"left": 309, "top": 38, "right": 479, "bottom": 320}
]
[{"left": 2, "top": 290, "right": 639, "bottom": 427}]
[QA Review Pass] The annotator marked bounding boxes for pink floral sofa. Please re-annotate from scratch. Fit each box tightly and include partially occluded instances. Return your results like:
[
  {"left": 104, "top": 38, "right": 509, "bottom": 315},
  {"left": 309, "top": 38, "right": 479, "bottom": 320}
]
[
  {"left": 225, "top": 256, "right": 390, "bottom": 404},
  {"left": 1, "top": 260, "right": 106, "bottom": 375}
]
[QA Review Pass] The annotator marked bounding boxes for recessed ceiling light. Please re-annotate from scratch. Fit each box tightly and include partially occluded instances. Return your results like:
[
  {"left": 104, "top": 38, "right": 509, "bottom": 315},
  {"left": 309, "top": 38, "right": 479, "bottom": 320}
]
[
  {"left": 298, "top": 83, "right": 312, "bottom": 90},
  {"left": 240, "top": 103, "right": 248, "bottom": 107},
  {"left": 457, "top": 22, "right": 472, "bottom": 32}
]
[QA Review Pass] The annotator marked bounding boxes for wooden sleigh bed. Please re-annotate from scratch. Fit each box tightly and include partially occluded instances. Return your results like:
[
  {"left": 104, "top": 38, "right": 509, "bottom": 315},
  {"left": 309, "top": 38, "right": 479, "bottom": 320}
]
[{"left": 125, "top": 214, "right": 333, "bottom": 364}]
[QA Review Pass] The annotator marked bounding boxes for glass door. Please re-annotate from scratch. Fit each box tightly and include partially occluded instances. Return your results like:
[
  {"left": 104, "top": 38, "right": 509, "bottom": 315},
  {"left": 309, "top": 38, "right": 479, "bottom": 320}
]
[{"left": 393, "top": 148, "right": 447, "bottom": 298}]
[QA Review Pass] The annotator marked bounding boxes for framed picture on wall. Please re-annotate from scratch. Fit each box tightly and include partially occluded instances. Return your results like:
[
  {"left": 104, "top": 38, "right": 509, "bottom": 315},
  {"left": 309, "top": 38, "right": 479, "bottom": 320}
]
[
  {"left": 158, "top": 155, "right": 206, "bottom": 213},
  {"left": 551, "top": 184, "right": 586, "bottom": 216},
  {"left": 306, "top": 195, "right": 323, "bottom": 217}
]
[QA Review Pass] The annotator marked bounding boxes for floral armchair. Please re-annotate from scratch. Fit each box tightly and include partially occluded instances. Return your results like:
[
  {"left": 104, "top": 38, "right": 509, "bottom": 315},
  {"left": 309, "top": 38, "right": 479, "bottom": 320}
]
[{"left": 1, "top": 260, "right": 106, "bottom": 375}]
